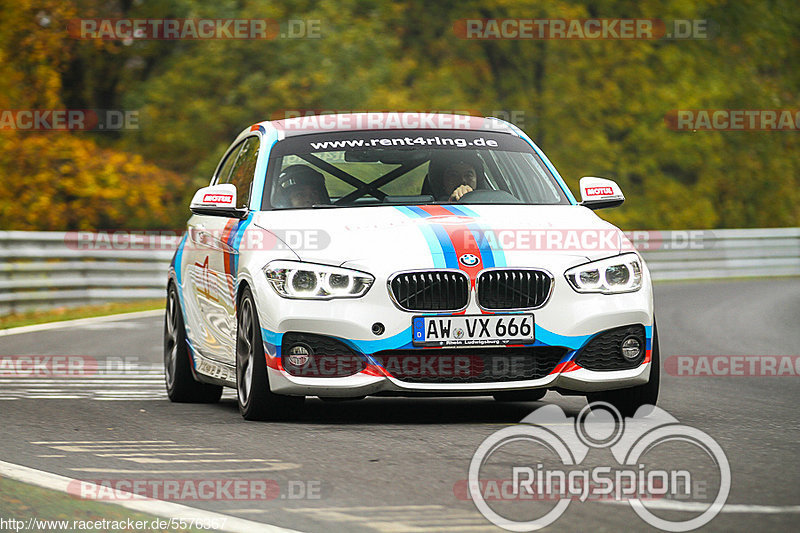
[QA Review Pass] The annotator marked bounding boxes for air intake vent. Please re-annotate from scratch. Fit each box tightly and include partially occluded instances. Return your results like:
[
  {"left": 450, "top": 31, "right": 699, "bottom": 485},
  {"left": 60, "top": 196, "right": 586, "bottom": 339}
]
[
  {"left": 477, "top": 269, "right": 553, "bottom": 310},
  {"left": 389, "top": 270, "right": 469, "bottom": 312},
  {"left": 372, "top": 346, "right": 568, "bottom": 383}
]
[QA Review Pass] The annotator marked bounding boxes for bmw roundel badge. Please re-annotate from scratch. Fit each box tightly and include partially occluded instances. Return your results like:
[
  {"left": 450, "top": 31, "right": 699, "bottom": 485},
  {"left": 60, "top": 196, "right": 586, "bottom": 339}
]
[{"left": 459, "top": 253, "right": 480, "bottom": 267}]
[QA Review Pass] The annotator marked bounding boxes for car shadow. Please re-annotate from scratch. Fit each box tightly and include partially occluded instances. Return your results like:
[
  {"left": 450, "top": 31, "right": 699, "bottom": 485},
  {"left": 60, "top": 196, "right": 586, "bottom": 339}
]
[{"left": 210, "top": 395, "right": 586, "bottom": 425}]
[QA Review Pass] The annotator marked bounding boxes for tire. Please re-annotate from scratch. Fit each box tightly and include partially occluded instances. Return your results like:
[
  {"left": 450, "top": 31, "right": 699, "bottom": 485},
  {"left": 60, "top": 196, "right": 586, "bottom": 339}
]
[
  {"left": 588, "top": 320, "right": 661, "bottom": 417},
  {"left": 164, "top": 283, "right": 223, "bottom": 403},
  {"left": 236, "top": 286, "right": 304, "bottom": 421},
  {"left": 493, "top": 389, "right": 547, "bottom": 402}
]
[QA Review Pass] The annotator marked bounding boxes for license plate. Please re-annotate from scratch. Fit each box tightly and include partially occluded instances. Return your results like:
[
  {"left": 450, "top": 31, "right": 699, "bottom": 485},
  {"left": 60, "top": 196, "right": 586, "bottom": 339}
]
[{"left": 412, "top": 314, "right": 534, "bottom": 346}]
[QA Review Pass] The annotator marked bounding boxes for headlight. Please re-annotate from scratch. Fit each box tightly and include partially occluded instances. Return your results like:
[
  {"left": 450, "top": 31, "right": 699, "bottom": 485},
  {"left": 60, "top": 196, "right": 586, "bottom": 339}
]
[
  {"left": 565, "top": 253, "right": 643, "bottom": 294},
  {"left": 264, "top": 260, "right": 374, "bottom": 299}
]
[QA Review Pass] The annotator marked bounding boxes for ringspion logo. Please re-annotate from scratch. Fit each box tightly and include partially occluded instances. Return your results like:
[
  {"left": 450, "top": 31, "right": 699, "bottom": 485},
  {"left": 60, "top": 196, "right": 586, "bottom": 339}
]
[{"left": 466, "top": 403, "right": 729, "bottom": 531}]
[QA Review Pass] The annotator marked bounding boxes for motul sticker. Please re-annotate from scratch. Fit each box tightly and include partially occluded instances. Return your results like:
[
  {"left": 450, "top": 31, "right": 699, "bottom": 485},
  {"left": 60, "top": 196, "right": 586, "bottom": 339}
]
[
  {"left": 203, "top": 193, "right": 233, "bottom": 203},
  {"left": 585, "top": 186, "right": 614, "bottom": 196}
]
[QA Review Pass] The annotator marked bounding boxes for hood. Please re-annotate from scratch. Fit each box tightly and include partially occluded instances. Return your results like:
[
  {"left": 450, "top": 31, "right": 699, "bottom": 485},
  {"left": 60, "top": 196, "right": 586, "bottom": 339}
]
[{"left": 252, "top": 204, "right": 626, "bottom": 273}]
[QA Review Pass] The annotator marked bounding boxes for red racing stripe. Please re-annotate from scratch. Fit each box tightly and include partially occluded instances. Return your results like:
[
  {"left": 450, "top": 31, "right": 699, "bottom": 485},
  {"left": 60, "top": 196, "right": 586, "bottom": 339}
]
[
  {"left": 416, "top": 206, "right": 483, "bottom": 281},
  {"left": 220, "top": 219, "right": 238, "bottom": 298},
  {"left": 417, "top": 205, "right": 487, "bottom": 315}
]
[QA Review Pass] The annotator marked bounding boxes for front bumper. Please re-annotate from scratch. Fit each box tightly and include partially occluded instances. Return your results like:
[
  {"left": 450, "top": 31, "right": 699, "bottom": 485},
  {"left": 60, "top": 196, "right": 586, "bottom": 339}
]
[
  {"left": 268, "top": 362, "right": 652, "bottom": 397},
  {"left": 254, "top": 266, "right": 655, "bottom": 397}
]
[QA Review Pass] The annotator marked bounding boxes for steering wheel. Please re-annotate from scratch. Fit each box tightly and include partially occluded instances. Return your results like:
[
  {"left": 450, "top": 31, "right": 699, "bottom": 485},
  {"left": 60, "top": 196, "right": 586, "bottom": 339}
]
[{"left": 457, "top": 189, "right": 521, "bottom": 204}]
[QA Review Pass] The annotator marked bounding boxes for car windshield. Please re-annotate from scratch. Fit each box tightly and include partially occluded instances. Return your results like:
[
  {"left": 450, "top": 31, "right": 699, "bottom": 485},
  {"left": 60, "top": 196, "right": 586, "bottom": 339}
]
[{"left": 263, "top": 129, "right": 570, "bottom": 209}]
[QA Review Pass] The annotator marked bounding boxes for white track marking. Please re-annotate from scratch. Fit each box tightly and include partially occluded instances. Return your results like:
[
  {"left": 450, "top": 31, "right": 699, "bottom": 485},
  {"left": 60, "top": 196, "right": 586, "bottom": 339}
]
[
  {"left": 285, "top": 505, "right": 495, "bottom": 532},
  {"left": 33, "top": 441, "right": 300, "bottom": 474},
  {"left": 599, "top": 499, "right": 800, "bottom": 514},
  {"left": 48, "top": 442, "right": 194, "bottom": 447},
  {"left": 31, "top": 440, "right": 176, "bottom": 444},
  {"left": 0, "top": 309, "right": 164, "bottom": 337},
  {"left": 79, "top": 322, "right": 147, "bottom": 330},
  {"left": 51, "top": 446, "right": 217, "bottom": 450},
  {"left": 70, "top": 467, "right": 298, "bottom": 474},
  {"left": 96, "top": 452, "right": 235, "bottom": 457},
  {"left": 0, "top": 459, "right": 301, "bottom": 533},
  {"left": 121, "top": 458, "right": 283, "bottom": 464},
  {"left": 0, "top": 362, "right": 237, "bottom": 401}
]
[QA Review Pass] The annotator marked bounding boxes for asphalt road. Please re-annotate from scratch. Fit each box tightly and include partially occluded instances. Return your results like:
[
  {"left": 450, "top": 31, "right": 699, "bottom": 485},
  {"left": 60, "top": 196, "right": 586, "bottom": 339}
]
[{"left": 1, "top": 279, "right": 799, "bottom": 532}]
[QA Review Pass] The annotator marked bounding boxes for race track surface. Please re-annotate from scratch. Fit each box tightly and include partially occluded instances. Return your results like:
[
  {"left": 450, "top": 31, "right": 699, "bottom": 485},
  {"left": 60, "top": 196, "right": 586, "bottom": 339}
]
[{"left": 1, "top": 279, "right": 799, "bottom": 532}]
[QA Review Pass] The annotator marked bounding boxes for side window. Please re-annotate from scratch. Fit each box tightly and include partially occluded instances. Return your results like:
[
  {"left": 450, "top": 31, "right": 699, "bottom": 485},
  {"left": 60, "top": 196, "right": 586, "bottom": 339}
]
[
  {"left": 214, "top": 142, "right": 242, "bottom": 185},
  {"left": 227, "top": 137, "right": 260, "bottom": 209}
]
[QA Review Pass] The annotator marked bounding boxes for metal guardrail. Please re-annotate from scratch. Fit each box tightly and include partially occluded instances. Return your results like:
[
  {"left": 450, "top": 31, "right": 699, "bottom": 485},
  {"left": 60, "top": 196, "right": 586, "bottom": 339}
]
[
  {"left": 1, "top": 228, "right": 798, "bottom": 315},
  {"left": 639, "top": 228, "right": 800, "bottom": 280},
  {"left": 0, "top": 231, "right": 172, "bottom": 315}
]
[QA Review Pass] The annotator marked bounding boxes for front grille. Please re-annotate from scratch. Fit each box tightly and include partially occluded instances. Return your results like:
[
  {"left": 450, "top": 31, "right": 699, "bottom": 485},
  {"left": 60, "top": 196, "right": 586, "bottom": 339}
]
[
  {"left": 372, "top": 347, "right": 568, "bottom": 383},
  {"left": 281, "top": 332, "right": 366, "bottom": 377},
  {"left": 575, "top": 325, "right": 646, "bottom": 371},
  {"left": 389, "top": 271, "right": 469, "bottom": 312},
  {"left": 477, "top": 269, "right": 552, "bottom": 310}
]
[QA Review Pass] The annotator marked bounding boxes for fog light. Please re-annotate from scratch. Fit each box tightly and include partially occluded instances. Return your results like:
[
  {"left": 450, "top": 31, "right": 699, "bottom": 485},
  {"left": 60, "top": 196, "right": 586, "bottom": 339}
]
[
  {"left": 621, "top": 337, "right": 642, "bottom": 361},
  {"left": 287, "top": 344, "right": 311, "bottom": 367}
]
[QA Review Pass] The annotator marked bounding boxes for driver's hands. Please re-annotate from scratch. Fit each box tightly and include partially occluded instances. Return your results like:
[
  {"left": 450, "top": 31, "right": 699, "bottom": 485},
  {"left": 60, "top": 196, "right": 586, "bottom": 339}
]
[{"left": 449, "top": 184, "right": 474, "bottom": 202}]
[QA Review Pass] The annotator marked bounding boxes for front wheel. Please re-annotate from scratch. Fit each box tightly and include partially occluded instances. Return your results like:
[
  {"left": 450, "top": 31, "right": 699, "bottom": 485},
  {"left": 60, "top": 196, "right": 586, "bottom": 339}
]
[
  {"left": 164, "top": 283, "right": 222, "bottom": 403},
  {"left": 236, "top": 287, "right": 304, "bottom": 421},
  {"left": 588, "top": 320, "right": 661, "bottom": 417}
]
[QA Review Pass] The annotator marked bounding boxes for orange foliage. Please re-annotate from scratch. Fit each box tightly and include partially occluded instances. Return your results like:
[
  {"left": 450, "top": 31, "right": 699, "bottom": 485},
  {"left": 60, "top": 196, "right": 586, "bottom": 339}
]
[{"left": 0, "top": 133, "right": 192, "bottom": 230}]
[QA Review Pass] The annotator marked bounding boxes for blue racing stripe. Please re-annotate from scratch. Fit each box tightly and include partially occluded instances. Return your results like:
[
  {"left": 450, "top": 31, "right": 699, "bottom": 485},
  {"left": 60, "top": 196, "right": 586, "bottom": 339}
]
[
  {"left": 402, "top": 206, "right": 458, "bottom": 267},
  {"left": 394, "top": 206, "right": 447, "bottom": 268},
  {"left": 230, "top": 215, "right": 253, "bottom": 274},
  {"left": 172, "top": 233, "right": 187, "bottom": 286},
  {"left": 442, "top": 205, "right": 507, "bottom": 267},
  {"left": 425, "top": 223, "right": 459, "bottom": 268}
]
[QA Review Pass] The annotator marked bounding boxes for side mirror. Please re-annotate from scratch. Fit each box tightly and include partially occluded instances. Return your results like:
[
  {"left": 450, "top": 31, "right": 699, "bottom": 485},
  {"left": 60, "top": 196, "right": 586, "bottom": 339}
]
[
  {"left": 578, "top": 177, "right": 625, "bottom": 210},
  {"left": 190, "top": 184, "right": 248, "bottom": 219}
]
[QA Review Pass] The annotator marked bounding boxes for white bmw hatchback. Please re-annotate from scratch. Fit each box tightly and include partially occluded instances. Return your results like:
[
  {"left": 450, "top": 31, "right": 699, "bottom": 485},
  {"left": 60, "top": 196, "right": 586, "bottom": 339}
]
[{"left": 165, "top": 113, "right": 659, "bottom": 420}]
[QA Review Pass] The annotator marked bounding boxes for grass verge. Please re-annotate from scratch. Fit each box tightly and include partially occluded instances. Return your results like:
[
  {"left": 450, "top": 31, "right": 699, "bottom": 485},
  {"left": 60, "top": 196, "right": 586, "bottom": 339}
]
[
  {"left": 0, "top": 300, "right": 165, "bottom": 330},
  {"left": 0, "top": 476, "right": 211, "bottom": 532}
]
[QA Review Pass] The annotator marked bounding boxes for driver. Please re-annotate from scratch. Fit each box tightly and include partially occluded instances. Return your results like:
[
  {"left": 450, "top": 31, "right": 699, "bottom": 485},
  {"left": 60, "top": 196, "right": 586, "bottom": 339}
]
[
  {"left": 274, "top": 165, "right": 330, "bottom": 207},
  {"left": 428, "top": 153, "right": 483, "bottom": 202}
]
